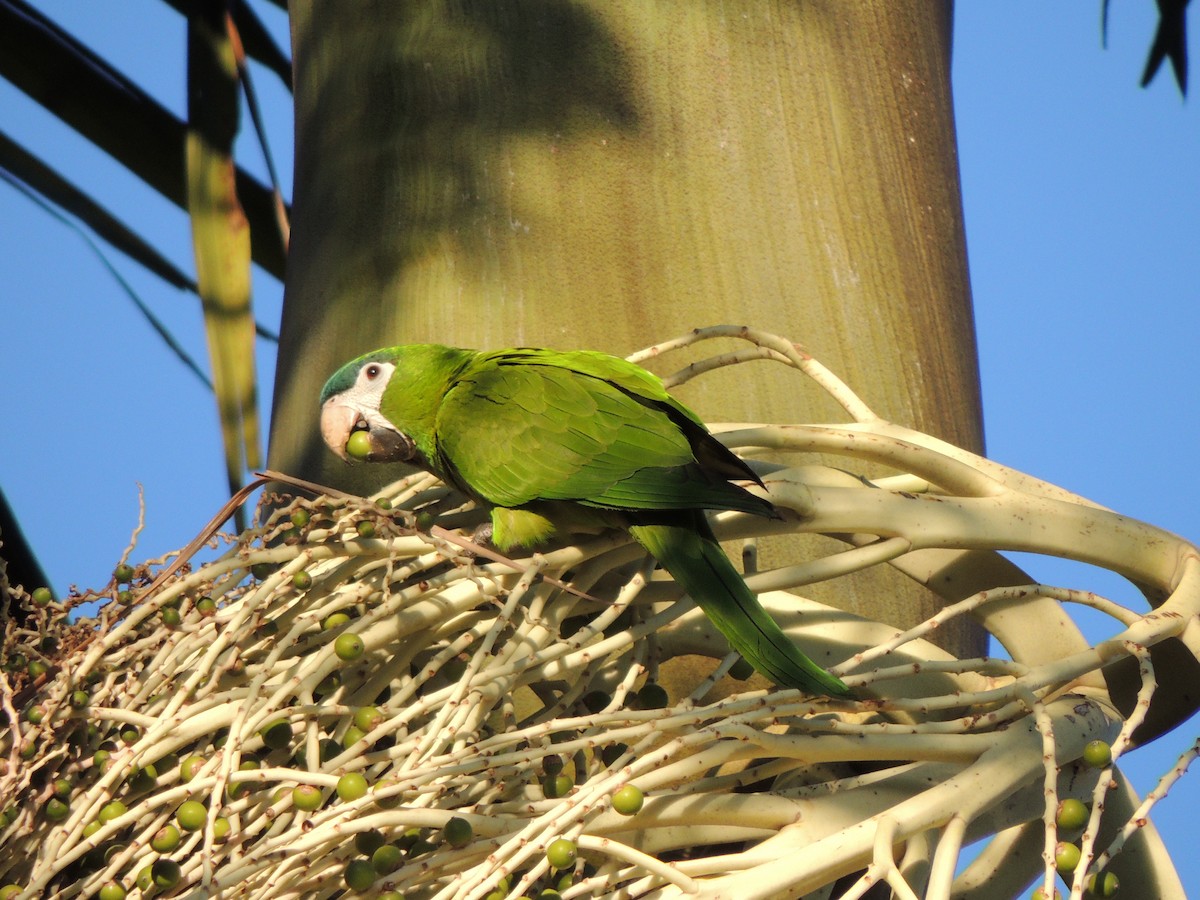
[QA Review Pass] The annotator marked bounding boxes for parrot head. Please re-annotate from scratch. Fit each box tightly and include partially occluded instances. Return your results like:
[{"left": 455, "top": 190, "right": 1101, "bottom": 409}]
[{"left": 319, "top": 351, "right": 417, "bottom": 464}]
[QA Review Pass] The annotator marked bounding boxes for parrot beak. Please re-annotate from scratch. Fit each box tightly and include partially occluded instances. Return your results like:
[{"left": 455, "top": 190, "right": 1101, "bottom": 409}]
[
  {"left": 320, "top": 400, "right": 417, "bottom": 463},
  {"left": 320, "top": 401, "right": 359, "bottom": 461}
]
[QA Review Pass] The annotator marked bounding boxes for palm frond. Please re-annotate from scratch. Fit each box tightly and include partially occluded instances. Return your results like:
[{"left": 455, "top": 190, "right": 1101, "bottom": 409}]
[
  {"left": 229, "top": 9, "right": 291, "bottom": 246},
  {"left": 187, "top": 2, "right": 262, "bottom": 525},
  {"left": 0, "top": 0, "right": 288, "bottom": 278},
  {"left": 158, "top": 0, "right": 294, "bottom": 93},
  {"left": 0, "top": 169, "right": 215, "bottom": 391},
  {"left": 0, "top": 129, "right": 198, "bottom": 293}
]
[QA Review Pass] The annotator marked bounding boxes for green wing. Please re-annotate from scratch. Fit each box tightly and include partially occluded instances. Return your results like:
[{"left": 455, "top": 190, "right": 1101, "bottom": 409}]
[{"left": 435, "top": 349, "right": 770, "bottom": 516}]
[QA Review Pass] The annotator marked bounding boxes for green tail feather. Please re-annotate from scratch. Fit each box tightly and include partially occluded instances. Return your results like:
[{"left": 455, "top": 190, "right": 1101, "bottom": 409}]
[{"left": 629, "top": 520, "right": 850, "bottom": 697}]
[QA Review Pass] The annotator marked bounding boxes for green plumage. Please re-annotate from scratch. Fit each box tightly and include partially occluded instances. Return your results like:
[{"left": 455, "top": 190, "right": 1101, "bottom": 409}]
[{"left": 320, "top": 345, "right": 849, "bottom": 696}]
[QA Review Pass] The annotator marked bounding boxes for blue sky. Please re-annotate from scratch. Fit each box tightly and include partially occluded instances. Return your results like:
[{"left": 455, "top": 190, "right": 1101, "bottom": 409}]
[
  {"left": 1, "top": 2, "right": 1197, "bottom": 893},
  {"left": 952, "top": 4, "right": 1199, "bottom": 893}
]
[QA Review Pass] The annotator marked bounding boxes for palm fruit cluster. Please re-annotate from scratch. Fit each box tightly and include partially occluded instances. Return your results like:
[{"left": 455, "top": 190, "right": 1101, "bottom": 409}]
[{"left": 0, "top": 479, "right": 663, "bottom": 899}]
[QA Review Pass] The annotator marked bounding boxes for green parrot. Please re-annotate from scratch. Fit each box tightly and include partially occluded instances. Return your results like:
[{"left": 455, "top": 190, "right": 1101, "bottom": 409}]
[{"left": 319, "top": 344, "right": 848, "bottom": 697}]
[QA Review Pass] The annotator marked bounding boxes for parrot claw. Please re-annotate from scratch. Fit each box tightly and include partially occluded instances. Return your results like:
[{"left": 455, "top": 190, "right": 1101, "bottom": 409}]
[
  {"left": 442, "top": 522, "right": 494, "bottom": 561},
  {"left": 470, "top": 522, "right": 495, "bottom": 549}
]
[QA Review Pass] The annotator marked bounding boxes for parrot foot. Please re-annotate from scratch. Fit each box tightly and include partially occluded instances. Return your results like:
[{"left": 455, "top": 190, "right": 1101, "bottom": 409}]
[{"left": 468, "top": 522, "right": 496, "bottom": 553}]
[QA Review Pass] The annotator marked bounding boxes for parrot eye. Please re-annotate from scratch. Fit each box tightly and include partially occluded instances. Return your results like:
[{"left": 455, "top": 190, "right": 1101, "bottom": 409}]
[{"left": 364, "top": 364, "right": 381, "bottom": 380}]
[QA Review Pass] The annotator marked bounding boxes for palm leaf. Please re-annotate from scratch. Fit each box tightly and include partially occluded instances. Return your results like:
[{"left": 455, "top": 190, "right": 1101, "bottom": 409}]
[
  {"left": 0, "top": 127, "right": 280, "bottom": 343},
  {"left": 1, "top": 0, "right": 291, "bottom": 526},
  {"left": 228, "top": 3, "right": 291, "bottom": 246},
  {"left": 0, "top": 0, "right": 288, "bottom": 278},
  {"left": 162, "top": 0, "right": 294, "bottom": 88},
  {"left": 1102, "top": 0, "right": 1190, "bottom": 94},
  {"left": 0, "top": 169, "right": 214, "bottom": 392},
  {"left": 187, "top": 2, "right": 261, "bottom": 524},
  {"left": 0, "top": 128, "right": 199, "bottom": 293}
]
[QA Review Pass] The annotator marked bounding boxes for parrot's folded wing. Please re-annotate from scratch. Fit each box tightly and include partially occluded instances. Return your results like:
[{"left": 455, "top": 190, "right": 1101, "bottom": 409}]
[{"left": 439, "top": 356, "right": 767, "bottom": 516}]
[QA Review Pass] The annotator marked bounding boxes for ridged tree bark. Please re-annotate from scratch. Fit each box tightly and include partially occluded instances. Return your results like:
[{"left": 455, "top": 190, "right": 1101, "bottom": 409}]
[{"left": 270, "top": 0, "right": 984, "bottom": 655}]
